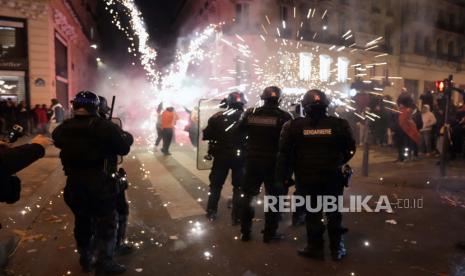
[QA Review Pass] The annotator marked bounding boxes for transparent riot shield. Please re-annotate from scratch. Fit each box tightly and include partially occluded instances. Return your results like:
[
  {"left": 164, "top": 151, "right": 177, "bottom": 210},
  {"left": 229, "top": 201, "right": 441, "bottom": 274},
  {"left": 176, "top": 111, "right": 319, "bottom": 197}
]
[{"left": 197, "top": 99, "right": 223, "bottom": 170}]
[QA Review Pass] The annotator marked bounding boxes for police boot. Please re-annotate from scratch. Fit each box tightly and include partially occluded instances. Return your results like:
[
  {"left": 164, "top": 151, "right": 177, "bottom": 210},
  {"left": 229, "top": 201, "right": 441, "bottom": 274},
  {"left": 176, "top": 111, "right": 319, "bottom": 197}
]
[
  {"left": 297, "top": 240, "right": 324, "bottom": 260},
  {"left": 206, "top": 186, "right": 221, "bottom": 222},
  {"left": 231, "top": 188, "right": 242, "bottom": 226},
  {"left": 78, "top": 247, "right": 94, "bottom": 273},
  {"left": 95, "top": 238, "right": 126, "bottom": 274},
  {"left": 329, "top": 236, "right": 347, "bottom": 261},
  {"left": 240, "top": 232, "right": 251, "bottom": 241},
  {"left": 95, "top": 256, "right": 126, "bottom": 274},
  {"left": 115, "top": 215, "right": 134, "bottom": 256},
  {"left": 206, "top": 210, "right": 217, "bottom": 221},
  {"left": 328, "top": 222, "right": 348, "bottom": 261},
  {"left": 292, "top": 212, "right": 305, "bottom": 227},
  {"left": 240, "top": 195, "right": 255, "bottom": 241},
  {"left": 262, "top": 230, "right": 284, "bottom": 243},
  {"left": 262, "top": 205, "right": 282, "bottom": 243},
  {"left": 96, "top": 260, "right": 127, "bottom": 275}
]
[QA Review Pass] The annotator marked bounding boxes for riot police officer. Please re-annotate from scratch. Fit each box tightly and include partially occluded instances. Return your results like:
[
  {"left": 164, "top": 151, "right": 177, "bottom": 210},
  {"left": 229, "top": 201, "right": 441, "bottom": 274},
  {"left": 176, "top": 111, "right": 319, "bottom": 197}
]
[
  {"left": 276, "top": 89, "right": 355, "bottom": 261},
  {"left": 98, "top": 96, "right": 133, "bottom": 256},
  {"left": 203, "top": 92, "right": 247, "bottom": 224},
  {"left": 238, "top": 86, "right": 292, "bottom": 242},
  {"left": 53, "top": 91, "right": 134, "bottom": 273}
]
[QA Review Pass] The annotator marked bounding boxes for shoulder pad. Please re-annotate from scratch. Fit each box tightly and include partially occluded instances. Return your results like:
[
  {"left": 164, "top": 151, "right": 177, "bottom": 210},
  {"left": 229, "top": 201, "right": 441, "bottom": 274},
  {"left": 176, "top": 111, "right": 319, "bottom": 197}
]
[
  {"left": 293, "top": 117, "right": 306, "bottom": 123},
  {"left": 246, "top": 107, "right": 255, "bottom": 113},
  {"left": 328, "top": 115, "right": 343, "bottom": 121},
  {"left": 281, "top": 109, "right": 293, "bottom": 119},
  {"left": 247, "top": 107, "right": 261, "bottom": 115},
  {"left": 335, "top": 117, "right": 349, "bottom": 124},
  {"left": 212, "top": 111, "right": 224, "bottom": 118}
]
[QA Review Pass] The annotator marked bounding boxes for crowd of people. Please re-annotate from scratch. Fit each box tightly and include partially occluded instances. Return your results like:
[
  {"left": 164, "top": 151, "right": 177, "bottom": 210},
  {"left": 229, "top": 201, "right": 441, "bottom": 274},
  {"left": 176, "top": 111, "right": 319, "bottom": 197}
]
[
  {"left": 338, "top": 88, "right": 465, "bottom": 162},
  {"left": 153, "top": 87, "right": 465, "bottom": 165},
  {"left": 0, "top": 98, "right": 66, "bottom": 136}
]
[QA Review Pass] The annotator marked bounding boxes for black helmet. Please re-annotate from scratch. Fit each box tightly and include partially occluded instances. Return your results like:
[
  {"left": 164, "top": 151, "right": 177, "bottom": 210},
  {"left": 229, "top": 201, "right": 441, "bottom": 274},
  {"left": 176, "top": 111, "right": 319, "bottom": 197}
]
[
  {"left": 73, "top": 91, "right": 100, "bottom": 114},
  {"left": 226, "top": 92, "right": 247, "bottom": 109},
  {"left": 302, "top": 89, "right": 329, "bottom": 108},
  {"left": 98, "top": 96, "right": 110, "bottom": 117},
  {"left": 261, "top": 86, "right": 282, "bottom": 100},
  {"left": 261, "top": 86, "right": 282, "bottom": 106},
  {"left": 302, "top": 89, "right": 329, "bottom": 115}
]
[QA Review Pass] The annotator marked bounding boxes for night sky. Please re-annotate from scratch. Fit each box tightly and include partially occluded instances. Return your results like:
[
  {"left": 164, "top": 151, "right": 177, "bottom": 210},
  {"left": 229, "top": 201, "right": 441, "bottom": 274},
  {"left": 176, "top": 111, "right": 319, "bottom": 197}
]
[{"left": 97, "top": 0, "right": 184, "bottom": 68}]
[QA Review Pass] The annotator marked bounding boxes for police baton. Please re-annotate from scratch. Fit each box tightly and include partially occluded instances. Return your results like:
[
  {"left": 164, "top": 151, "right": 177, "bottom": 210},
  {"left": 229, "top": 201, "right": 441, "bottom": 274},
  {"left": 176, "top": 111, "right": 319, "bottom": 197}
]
[{"left": 109, "top": 95, "right": 116, "bottom": 120}]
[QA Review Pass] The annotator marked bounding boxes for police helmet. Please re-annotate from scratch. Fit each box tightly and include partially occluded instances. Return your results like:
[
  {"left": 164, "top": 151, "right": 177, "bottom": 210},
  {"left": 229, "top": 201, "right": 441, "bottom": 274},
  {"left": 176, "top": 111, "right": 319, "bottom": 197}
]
[
  {"left": 73, "top": 91, "right": 100, "bottom": 114},
  {"left": 261, "top": 86, "right": 282, "bottom": 101},
  {"left": 302, "top": 89, "right": 329, "bottom": 109},
  {"left": 226, "top": 92, "right": 247, "bottom": 108}
]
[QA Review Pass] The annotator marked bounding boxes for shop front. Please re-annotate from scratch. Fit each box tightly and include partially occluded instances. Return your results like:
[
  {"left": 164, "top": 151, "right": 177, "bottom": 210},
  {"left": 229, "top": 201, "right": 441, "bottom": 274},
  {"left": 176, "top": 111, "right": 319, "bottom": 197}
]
[{"left": 0, "top": 16, "right": 28, "bottom": 104}]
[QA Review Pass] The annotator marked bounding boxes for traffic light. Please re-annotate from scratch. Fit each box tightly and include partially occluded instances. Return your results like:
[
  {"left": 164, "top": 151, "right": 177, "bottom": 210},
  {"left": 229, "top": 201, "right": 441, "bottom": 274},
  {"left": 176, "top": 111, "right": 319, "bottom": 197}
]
[
  {"left": 435, "top": 78, "right": 453, "bottom": 93},
  {"left": 435, "top": 80, "right": 445, "bottom": 93}
]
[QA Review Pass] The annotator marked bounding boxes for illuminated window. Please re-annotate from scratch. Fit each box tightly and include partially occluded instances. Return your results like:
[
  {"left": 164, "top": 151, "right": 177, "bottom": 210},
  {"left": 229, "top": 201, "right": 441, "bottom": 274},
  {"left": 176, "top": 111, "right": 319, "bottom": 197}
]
[
  {"left": 299, "top": 52, "right": 312, "bottom": 81},
  {"left": 0, "top": 20, "right": 26, "bottom": 60},
  {"left": 337, "top": 57, "right": 349, "bottom": 82},
  {"left": 319, "top": 54, "right": 331, "bottom": 82}
]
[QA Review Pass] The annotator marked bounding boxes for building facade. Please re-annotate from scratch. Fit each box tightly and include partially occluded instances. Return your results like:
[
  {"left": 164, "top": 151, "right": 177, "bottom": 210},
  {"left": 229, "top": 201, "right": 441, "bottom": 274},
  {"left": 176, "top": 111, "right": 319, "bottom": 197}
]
[
  {"left": 0, "top": 0, "right": 99, "bottom": 109},
  {"left": 175, "top": 0, "right": 465, "bottom": 102}
]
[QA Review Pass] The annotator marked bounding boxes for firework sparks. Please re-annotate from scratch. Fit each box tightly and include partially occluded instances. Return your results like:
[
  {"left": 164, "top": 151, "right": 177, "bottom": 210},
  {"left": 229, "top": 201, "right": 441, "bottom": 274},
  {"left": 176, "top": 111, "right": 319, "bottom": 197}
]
[{"left": 101, "top": 0, "right": 399, "bottom": 145}]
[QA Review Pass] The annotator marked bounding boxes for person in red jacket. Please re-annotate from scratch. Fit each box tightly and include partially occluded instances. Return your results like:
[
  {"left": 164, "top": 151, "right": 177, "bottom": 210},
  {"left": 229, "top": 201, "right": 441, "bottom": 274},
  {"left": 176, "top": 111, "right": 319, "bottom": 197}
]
[{"left": 34, "top": 104, "right": 48, "bottom": 134}]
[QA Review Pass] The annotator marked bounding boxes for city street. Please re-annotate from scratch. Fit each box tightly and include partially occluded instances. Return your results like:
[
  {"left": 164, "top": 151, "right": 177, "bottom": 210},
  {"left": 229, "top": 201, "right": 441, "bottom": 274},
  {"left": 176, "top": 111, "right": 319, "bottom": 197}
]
[
  {"left": 1, "top": 0, "right": 465, "bottom": 275},
  {"left": 2, "top": 144, "right": 465, "bottom": 276}
]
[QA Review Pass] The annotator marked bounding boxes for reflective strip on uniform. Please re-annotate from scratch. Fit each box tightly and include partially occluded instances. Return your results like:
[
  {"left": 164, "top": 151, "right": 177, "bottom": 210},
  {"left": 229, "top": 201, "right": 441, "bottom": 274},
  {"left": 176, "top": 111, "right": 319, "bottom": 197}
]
[
  {"left": 303, "top": 129, "right": 333, "bottom": 136},
  {"left": 247, "top": 116, "right": 278, "bottom": 126}
]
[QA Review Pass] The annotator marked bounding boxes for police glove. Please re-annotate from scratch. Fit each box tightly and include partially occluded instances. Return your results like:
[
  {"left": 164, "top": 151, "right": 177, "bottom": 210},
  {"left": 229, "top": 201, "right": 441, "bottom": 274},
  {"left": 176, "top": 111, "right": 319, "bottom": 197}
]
[
  {"left": 342, "top": 164, "right": 353, "bottom": 187},
  {"left": 0, "top": 175, "right": 21, "bottom": 204}
]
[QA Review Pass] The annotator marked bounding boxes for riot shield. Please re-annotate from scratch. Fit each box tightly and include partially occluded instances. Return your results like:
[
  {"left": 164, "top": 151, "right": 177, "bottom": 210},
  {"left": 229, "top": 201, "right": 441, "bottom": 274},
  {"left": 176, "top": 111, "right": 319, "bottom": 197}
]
[{"left": 197, "top": 99, "right": 223, "bottom": 170}]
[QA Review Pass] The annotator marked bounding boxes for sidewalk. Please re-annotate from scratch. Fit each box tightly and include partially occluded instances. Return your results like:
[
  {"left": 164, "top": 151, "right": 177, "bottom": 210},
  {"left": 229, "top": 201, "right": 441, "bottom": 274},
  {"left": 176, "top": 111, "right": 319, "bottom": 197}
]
[{"left": 350, "top": 146, "right": 465, "bottom": 192}]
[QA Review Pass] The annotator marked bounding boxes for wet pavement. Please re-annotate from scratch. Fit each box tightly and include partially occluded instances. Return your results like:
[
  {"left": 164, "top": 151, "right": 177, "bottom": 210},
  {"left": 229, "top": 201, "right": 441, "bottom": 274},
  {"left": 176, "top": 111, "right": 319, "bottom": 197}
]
[{"left": 2, "top": 144, "right": 465, "bottom": 276}]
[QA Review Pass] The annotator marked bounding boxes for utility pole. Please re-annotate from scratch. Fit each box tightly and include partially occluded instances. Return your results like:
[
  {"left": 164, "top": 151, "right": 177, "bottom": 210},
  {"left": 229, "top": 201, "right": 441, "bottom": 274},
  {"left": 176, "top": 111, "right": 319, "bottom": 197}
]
[
  {"left": 362, "top": 114, "right": 370, "bottom": 177},
  {"left": 437, "top": 75, "right": 465, "bottom": 177}
]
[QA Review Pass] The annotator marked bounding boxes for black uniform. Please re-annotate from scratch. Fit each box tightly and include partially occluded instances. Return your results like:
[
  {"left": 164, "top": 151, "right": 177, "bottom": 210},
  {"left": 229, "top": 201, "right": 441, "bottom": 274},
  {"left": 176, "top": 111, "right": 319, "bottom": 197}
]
[
  {"left": 0, "top": 143, "right": 45, "bottom": 204},
  {"left": 0, "top": 143, "right": 45, "bottom": 175},
  {"left": 53, "top": 115, "right": 133, "bottom": 268},
  {"left": 276, "top": 113, "right": 355, "bottom": 258},
  {"left": 239, "top": 105, "right": 292, "bottom": 240},
  {"left": 203, "top": 108, "right": 246, "bottom": 221}
]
